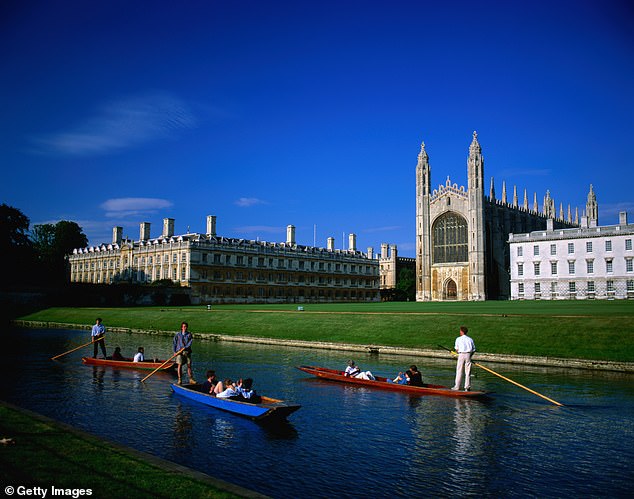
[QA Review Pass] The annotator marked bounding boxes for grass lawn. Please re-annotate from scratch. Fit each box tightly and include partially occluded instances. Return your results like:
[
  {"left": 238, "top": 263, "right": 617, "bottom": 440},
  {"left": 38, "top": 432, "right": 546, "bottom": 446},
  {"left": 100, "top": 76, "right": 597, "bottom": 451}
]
[
  {"left": 0, "top": 403, "right": 252, "bottom": 498},
  {"left": 19, "top": 300, "right": 634, "bottom": 362}
]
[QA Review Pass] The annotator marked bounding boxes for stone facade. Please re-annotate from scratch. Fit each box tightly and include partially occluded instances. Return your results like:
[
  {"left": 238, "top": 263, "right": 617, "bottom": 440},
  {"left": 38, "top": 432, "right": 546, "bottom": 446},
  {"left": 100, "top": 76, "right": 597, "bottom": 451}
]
[
  {"left": 378, "top": 243, "right": 416, "bottom": 290},
  {"left": 509, "top": 212, "right": 634, "bottom": 300},
  {"left": 416, "top": 132, "right": 580, "bottom": 301},
  {"left": 69, "top": 216, "right": 380, "bottom": 304}
]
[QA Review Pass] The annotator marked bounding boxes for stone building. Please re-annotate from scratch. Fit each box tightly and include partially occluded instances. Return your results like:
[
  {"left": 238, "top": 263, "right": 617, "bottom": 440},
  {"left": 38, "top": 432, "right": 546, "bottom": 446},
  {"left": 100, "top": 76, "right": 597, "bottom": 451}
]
[
  {"left": 415, "top": 132, "right": 579, "bottom": 301},
  {"left": 69, "top": 216, "right": 380, "bottom": 304},
  {"left": 509, "top": 211, "right": 634, "bottom": 300},
  {"left": 378, "top": 243, "right": 416, "bottom": 299}
]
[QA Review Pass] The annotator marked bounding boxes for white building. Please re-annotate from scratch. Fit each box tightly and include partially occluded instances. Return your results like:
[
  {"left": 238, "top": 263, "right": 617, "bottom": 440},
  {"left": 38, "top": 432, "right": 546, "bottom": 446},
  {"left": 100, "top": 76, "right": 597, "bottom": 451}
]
[{"left": 509, "top": 212, "right": 634, "bottom": 300}]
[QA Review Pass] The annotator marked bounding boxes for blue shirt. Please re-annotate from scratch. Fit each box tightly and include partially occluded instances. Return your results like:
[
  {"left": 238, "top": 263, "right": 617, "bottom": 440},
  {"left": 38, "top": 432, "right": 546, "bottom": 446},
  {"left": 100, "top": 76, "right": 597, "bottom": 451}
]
[
  {"left": 173, "top": 330, "right": 193, "bottom": 353},
  {"left": 91, "top": 323, "right": 105, "bottom": 337}
]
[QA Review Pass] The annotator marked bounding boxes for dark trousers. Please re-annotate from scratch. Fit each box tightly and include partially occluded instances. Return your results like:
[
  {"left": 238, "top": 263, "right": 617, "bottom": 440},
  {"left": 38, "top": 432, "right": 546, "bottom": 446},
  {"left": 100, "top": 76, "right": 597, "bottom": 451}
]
[{"left": 93, "top": 337, "right": 107, "bottom": 358}]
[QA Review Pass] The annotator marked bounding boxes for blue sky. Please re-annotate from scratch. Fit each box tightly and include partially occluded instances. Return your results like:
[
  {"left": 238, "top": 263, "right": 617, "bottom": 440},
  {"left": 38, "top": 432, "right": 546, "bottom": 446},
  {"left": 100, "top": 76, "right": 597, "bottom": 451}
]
[{"left": 2, "top": 1, "right": 633, "bottom": 257}]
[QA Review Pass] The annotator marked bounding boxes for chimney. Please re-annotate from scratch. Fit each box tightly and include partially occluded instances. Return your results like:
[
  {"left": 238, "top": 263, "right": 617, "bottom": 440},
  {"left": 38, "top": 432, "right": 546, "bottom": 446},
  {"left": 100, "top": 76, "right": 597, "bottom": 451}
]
[
  {"left": 163, "top": 218, "right": 175, "bottom": 238},
  {"left": 390, "top": 244, "right": 398, "bottom": 259},
  {"left": 619, "top": 211, "right": 628, "bottom": 225},
  {"left": 206, "top": 215, "right": 217, "bottom": 236},
  {"left": 112, "top": 226, "right": 123, "bottom": 245},
  {"left": 140, "top": 222, "right": 151, "bottom": 241},
  {"left": 381, "top": 243, "right": 389, "bottom": 259},
  {"left": 348, "top": 233, "right": 357, "bottom": 252},
  {"left": 327, "top": 237, "right": 335, "bottom": 251},
  {"left": 286, "top": 225, "right": 296, "bottom": 245},
  {"left": 546, "top": 219, "right": 554, "bottom": 232},
  {"left": 367, "top": 247, "right": 374, "bottom": 259},
  {"left": 581, "top": 215, "right": 588, "bottom": 228}
]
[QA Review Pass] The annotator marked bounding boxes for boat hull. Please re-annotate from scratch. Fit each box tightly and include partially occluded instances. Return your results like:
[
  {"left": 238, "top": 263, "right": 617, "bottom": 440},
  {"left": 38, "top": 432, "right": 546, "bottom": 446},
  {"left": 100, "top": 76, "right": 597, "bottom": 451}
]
[
  {"left": 81, "top": 357, "right": 176, "bottom": 371},
  {"left": 171, "top": 383, "right": 301, "bottom": 422},
  {"left": 296, "top": 365, "right": 489, "bottom": 398}
]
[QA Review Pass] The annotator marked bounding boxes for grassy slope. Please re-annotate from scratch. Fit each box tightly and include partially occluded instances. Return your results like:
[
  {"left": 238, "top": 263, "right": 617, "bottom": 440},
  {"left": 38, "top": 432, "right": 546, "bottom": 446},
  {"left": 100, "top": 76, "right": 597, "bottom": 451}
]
[
  {"left": 19, "top": 300, "right": 634, "bottom": 362},
  {"left": 0, "top": 404, "right": 243, "bottom": 498}
]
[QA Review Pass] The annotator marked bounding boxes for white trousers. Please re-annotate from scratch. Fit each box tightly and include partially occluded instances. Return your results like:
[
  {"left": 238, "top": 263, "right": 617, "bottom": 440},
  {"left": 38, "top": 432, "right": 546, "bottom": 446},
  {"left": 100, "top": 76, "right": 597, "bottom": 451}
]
[
  {"left": 355, "top": 371, "right": 375, "bottom": 380},
  {"left": 453, "top": 352, "right": 473, "bottom": 390}
]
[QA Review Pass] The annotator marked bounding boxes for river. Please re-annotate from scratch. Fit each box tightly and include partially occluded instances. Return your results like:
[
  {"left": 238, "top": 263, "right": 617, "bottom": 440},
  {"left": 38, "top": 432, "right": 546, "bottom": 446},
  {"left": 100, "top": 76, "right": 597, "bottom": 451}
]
[{"left": 2, "top": 327, "right": 632, "bottom": 498}]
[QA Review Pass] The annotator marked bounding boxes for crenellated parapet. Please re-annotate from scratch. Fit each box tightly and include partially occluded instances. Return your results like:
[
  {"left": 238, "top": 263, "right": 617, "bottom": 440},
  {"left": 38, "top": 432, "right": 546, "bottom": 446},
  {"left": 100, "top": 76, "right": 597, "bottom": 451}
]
[{"left": 430, "top": 176, "right": 468, "bottom": 202}]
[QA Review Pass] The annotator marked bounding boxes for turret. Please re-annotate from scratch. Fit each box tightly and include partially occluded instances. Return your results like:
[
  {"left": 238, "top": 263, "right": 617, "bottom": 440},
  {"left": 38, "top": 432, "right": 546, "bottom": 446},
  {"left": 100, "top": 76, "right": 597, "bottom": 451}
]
[
  {"left": 586, "top": 184, "right": 598, "bottom": 226},
  {"left": 415, "top": 141, "right": 432, "bottom": 301},
  {"left": 467, "top": 131, "right": 486, "bottom": 300}
]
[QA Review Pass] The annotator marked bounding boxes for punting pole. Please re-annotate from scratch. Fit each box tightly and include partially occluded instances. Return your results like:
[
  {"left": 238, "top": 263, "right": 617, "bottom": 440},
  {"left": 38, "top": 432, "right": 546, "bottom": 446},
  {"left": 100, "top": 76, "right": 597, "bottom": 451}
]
[
  {"left": 141, "top": 348, "right": 183, "bottom": 383},
  {"left": 438, "top": 344, "right": 564, "bottom": 407},
  {"left": 51, "top": 338, "right": 101, "bottom": 361}
]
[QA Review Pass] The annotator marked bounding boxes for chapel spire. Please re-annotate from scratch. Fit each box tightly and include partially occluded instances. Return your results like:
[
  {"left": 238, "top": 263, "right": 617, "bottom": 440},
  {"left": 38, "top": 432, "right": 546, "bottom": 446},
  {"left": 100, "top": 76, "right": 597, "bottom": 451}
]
[
  {"left": 416, "top": 141, "right": 431, "bottom": 196},
  {"left": 467, "top": 131, "right": 484, "bottom": 191},
  {"left": 586, "top": 184, "right": 598, "bottom": 225}
]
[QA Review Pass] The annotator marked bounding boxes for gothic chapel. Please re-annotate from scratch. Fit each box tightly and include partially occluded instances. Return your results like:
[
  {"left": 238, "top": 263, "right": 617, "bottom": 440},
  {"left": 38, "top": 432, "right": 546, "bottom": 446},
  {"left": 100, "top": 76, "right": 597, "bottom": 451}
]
[{"left": 415, "top": 132, "right": 586, "bottom": 301}]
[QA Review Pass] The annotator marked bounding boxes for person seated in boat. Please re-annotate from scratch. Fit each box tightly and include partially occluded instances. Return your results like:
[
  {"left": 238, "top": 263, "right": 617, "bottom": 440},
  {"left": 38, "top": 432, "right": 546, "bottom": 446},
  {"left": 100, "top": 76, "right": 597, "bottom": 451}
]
[
  {"left": 343, "top": 360, "right": 375, "bottom": 380},
  {"left": 211, "top": 378, "right": 225, "bottom": 396},
  {"left": 132, "top": 347, "right": 145, "bottom": 362},
  {"left": 389, "top": 366, "right": 424, "bottom": 386},
  {"left": 216, "top": 379, "right": 239, "bottom": 398},
  {"left": 406, "top": 365, "right": 424, "bottom": 387},
  {"left": 111, "top": 347, "right": 125, "bottom": 361},
  {"left": 234, "top": 378, "right": 262, "bottom": 403},
  {"left": 200, "top": 370, "right": 219, "bottom": 394},
  {"left": 390, "top": 372, "right": 409, "bottom": 384}
]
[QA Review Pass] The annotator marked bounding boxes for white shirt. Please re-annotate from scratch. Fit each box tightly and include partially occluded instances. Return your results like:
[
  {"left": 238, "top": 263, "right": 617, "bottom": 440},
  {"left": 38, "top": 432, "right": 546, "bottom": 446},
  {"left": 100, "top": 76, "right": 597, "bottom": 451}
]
[
  {"left": 455, "top": 334, "right": 476, "bottom": 354},
  {"left": 133, "top": 352, "right": 144, "bottom": 362},
  {"left": 217, "top": 386, "right": 238, "bottom": 398}
]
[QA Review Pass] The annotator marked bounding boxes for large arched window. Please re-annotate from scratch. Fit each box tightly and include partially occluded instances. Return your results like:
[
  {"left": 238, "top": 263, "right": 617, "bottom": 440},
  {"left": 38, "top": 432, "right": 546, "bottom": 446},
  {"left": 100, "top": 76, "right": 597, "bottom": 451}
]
[{"left": 432, "top": 212, "right": 468, "bottom": 263}]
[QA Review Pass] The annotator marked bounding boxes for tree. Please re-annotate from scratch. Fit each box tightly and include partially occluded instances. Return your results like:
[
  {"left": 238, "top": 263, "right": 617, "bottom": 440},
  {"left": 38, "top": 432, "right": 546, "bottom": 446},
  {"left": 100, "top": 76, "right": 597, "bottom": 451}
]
[
  {"left": 32, "top": 220, "right": 88, "bottom": 285},
  {"left": 0, "top": 204, "right": 31, "bottom": 252},
  {"left": 31, "top": 223, "right": 56, "bottom": 263},
  {"left": 53, "top": 220, "right": 88, "bottom": 256},
  {"left": 396, "top": 267, "right": 416, "bottom": 301},
  {"left": 0, "top": 204, "right": 35, "bottom": 287}
]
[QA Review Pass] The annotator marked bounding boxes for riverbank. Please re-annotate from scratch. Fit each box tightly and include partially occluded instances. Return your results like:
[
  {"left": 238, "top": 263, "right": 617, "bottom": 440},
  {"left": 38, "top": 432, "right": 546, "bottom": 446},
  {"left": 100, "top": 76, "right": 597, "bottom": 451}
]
[
  {"left": 0, "top": 401, "right": 267, "bottom": 499},
  {"left": 16, "top": 302, "right": 634, "bottom": 363},
  {"left": 13, "top": 319, "right": 634, "bottom": 373}
]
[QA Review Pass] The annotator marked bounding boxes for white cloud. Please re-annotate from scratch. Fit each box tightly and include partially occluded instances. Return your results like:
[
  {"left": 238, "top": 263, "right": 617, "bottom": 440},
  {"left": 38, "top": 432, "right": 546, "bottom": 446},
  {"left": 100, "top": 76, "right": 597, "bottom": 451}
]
[
  {"left": 33, "top": 92, "right": 196, "bottom": 156},
  {"left": 101, "top": 197, "right": 173, "bottom": 218},
  {"left": 235, "top": 197, "right": 267, "bottom": 207},
  {"left": 600, "top": 202, "right": 634, "bottom": 220}
]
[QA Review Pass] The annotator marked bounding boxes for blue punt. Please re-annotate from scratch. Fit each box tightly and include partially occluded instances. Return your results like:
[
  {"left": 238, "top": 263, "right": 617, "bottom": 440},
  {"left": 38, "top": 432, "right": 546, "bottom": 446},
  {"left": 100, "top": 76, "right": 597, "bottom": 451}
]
[{"left": 171, "top": 383, "right": 301, "bottom": 422}]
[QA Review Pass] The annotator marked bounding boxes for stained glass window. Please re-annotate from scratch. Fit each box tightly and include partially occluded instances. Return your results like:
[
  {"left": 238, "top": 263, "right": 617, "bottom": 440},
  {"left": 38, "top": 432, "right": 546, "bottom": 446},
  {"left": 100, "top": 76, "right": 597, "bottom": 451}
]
[{"left": 432, "top": 212, "right": 468, "bottom": 263}]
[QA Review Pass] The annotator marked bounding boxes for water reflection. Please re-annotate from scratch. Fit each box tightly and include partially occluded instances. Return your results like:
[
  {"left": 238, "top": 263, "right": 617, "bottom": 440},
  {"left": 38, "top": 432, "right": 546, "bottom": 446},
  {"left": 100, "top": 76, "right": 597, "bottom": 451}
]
[
  {"left": 172, "top": 404, "right": 194, "bottom": 450},
  {"left": 3, "top": 327, "right": 633, "bottom": 498},
  {"left": 91, "top": 366, "right": 105, "bottom": 390}
]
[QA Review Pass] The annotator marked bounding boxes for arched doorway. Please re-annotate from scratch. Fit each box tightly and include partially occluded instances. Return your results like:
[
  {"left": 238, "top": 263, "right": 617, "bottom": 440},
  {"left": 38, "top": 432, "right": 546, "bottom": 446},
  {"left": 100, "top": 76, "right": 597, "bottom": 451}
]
[{"left": 444, "top": 279, "right": 457, "bottom": 300}]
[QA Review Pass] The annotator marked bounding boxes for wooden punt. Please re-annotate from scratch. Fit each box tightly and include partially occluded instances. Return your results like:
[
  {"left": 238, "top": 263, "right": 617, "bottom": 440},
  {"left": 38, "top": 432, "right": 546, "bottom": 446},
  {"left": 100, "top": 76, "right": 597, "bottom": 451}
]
[
  {"left": 296, "top": 365, "right": 489, "bottom": 399},
  {"left": 171, "top": 383, "right": 301, "bottom": 422},
  {"left": 81, "top": 357, "right": 176, "bottom": 371}
]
